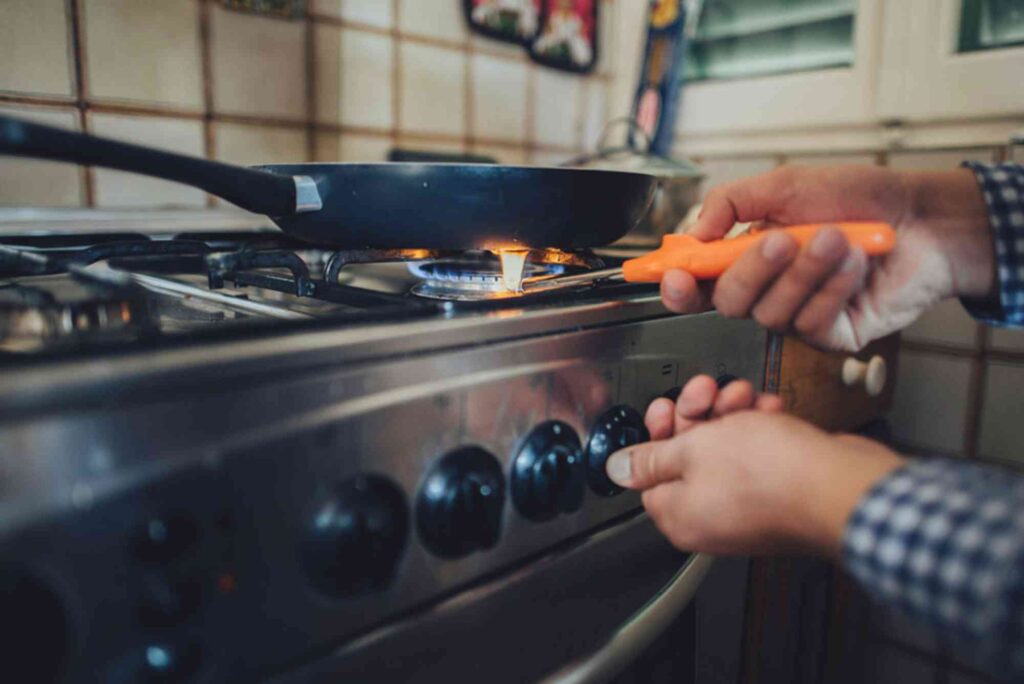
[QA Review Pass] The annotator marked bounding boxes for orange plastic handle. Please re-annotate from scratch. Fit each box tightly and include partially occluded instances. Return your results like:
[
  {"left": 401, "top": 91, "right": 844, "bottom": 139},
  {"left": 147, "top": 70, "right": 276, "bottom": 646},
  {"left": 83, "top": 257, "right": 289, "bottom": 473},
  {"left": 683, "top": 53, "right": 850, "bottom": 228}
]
[{"left": 621, "top": 221, "right": 897, "bottom": 283}]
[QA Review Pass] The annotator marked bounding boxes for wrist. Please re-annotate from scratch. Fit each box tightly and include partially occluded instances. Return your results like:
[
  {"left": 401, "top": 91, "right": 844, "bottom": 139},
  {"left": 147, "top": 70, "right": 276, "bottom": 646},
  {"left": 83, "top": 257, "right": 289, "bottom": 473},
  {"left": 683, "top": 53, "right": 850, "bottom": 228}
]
[{"left": 903, "top": 169, "right": 996, "bottom": 300}]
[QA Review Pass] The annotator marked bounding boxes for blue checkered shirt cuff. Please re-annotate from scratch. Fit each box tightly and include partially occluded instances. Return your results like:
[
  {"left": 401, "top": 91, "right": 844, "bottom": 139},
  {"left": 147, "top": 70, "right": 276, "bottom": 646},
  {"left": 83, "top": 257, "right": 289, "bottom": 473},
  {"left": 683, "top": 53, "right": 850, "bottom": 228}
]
[
  {"left": 842, "top": 458, "right": 1024, "bottom": 674},
  {"left": 961, "top": 162, "right": 1024, "bottom": 327}
]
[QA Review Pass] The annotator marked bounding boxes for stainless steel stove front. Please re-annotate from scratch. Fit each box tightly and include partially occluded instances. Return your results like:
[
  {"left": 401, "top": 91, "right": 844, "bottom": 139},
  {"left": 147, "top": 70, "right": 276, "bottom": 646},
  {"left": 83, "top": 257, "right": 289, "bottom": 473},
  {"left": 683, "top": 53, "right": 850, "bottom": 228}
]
[{"left": 0, "top": 306, "right": 766, "bottom": 683}]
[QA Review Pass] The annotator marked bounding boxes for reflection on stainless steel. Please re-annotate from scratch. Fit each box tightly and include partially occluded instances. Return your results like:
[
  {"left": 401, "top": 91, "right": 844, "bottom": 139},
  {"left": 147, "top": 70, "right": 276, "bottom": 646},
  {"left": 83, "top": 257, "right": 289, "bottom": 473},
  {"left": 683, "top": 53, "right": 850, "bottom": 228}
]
[{"left": 523, "top": 267, "right": 625, "bottom": 294}]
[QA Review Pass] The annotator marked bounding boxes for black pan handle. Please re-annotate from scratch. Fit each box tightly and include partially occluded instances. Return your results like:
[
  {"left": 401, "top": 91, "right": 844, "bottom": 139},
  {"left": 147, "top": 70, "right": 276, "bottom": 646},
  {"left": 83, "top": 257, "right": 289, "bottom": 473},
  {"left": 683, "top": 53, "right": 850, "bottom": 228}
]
[{"left": 0, "top": 115, "right": 321, "bottom": 217}]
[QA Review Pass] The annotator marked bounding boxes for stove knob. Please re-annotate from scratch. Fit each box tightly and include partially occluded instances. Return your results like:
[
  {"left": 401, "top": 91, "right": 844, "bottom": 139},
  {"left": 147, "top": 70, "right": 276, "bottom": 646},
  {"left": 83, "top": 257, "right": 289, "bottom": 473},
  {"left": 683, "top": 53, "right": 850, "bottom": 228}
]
[
  {"left": 301, "top": 474, "right": 408, "bottom": 597},
  {"left": 511, "top": 421, "right": 585, "bottom": 522},
  {"left": 586, "top": 405, "right": 650, "bottom": 497},
  {"left": 417, "top": 447, "right": 505, "bottom": 559}
]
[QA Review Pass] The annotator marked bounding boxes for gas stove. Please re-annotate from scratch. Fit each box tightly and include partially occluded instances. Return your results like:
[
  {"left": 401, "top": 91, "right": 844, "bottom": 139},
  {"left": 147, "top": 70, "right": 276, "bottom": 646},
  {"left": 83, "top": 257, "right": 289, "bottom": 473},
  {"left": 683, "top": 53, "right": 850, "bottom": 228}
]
[{"left": 0, "top": 211, "right": 769, "bottom": 684}]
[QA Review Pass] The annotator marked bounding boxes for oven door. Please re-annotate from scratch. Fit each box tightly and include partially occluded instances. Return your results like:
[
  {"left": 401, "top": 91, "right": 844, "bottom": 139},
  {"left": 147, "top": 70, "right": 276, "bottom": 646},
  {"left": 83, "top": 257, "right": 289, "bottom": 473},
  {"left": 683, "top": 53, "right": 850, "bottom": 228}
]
[{"left": 270, "top": 513, "right": 708, "bottom": 684}]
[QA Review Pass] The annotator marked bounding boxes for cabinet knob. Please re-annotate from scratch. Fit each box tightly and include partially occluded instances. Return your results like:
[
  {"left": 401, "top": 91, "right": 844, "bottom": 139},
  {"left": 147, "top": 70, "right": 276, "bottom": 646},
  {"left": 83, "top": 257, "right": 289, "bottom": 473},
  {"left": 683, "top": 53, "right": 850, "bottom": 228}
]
[{"left": 842, "top": 355, "right": 887, "bottom": 396}]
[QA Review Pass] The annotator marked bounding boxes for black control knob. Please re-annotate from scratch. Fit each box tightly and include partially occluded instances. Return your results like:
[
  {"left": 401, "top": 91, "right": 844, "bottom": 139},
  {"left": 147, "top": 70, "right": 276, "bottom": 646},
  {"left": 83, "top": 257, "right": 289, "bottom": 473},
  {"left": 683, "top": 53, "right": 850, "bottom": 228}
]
[
  {"left": 511, "top": 421, "right": 585, "bottom": 522},
  {"left": 136, "top": 575, "right": 202, "bottom": 628},
  {"left": 417, "top": 447, "right": 505, "bottom": 559},
  {"left": 586, "top": 405, "right": 650, "bottom": 497},
  {"left": 301, "top": 474, "right": 408, "bottom": 597}
]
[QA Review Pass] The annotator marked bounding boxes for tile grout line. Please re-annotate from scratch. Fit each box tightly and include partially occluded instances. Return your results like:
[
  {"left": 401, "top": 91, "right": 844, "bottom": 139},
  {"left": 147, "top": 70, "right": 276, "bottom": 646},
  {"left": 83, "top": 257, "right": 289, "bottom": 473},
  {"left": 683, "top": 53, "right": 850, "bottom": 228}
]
[
  {"left": 390, "top": 0, "right": 401, "bottom": 151},
  {"left": 67, "top": 0, "right": 94, "bottom": 207},
  {"left": 524, "top": 63, "right": 536, "bottom": 164},
  {"left": 304, "top": 7, "right": 317, "bottom": 161},
  {"left": 198, "top": 0, "right": 217, "bottom": 207}
]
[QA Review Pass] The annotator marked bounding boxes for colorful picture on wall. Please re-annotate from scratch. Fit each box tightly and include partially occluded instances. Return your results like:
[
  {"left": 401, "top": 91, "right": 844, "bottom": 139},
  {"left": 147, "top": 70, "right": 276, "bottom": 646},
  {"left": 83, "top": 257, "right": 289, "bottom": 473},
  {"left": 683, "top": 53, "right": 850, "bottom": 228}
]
[{"left": 529, "top": 0, "right": 598, "bottom": 73}]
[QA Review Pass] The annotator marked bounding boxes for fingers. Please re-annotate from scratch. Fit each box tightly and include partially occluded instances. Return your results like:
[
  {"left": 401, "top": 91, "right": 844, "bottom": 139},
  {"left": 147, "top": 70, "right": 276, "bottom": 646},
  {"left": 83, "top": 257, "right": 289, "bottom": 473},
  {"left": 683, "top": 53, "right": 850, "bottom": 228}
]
[
  {"left": 755, "top": 393, "right": 784, "bottom": 412},
  {"left": 645, "top": 397, "right": 675, "bottom": 441},
  {"left": 645, "top": 374, "right": 784, "bottom": 440},
  {"left": 691, "top": 169, "right": 793, "bottom": 241},
  {"left": 712, "top": 231, "right": 799, "bottom": 318},
  {"left": 660, "top": 269, "right": 709, "bottom": 314},
  {"left": 606, "top": 437, "right": 687, "bottom": 490},
  {"left": 712, "top": 379, "right": 754, "bottom": 416},
  {"left": 792, "top": 248, "right": 867, "bottom": 340},
  {"left": 749, "top": 226, "right": 851, "bottom": 332},
  {"left": 673, "top": 375, "right": 718, "bottom": 432}
]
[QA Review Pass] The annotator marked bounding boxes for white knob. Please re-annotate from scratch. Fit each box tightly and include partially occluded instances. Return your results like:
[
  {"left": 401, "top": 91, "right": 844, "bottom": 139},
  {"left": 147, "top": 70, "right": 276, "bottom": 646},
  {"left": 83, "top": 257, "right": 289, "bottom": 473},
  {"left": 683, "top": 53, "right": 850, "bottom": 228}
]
[{"left": 842, "top": 355, "right": 887, "bottom": 397}]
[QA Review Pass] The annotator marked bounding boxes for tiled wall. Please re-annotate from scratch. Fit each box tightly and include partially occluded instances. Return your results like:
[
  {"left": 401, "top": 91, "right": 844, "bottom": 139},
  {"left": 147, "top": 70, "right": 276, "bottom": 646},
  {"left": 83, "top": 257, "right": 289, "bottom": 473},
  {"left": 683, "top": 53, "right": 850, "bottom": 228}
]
[{"left": 0, "top": 0, "right": 616, "bottom": 208}]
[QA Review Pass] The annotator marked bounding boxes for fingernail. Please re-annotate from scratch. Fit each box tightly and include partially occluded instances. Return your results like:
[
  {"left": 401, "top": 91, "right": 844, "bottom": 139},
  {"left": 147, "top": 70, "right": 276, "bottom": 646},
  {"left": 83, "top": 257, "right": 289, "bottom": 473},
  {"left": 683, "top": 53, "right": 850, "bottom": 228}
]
[
  {"left": 840, "top": 247, "right": 865, "bottom": 273},
  {"left": 809, "top": 226, "right": 845, "bottom": 258},
  {"left": 761, "top": 232, "right": 794, "bottom": 262},
  {"left": 606, "top": 449, "right": 632, "bottom": 486}
]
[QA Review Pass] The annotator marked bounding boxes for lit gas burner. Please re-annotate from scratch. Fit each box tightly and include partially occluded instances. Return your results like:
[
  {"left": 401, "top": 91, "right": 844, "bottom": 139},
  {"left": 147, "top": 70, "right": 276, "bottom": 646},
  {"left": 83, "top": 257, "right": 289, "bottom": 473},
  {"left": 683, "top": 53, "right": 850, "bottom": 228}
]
[{"left": 408, "top": 253, "right": 566, "bottom": 301}]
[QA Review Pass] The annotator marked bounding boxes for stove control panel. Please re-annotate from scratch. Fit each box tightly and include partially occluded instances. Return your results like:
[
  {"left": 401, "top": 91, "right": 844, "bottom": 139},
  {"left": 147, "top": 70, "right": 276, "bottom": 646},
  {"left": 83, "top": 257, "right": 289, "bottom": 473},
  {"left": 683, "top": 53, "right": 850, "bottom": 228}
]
[{"left": 0, "top": 312, "right": 766, "bottom": 683}]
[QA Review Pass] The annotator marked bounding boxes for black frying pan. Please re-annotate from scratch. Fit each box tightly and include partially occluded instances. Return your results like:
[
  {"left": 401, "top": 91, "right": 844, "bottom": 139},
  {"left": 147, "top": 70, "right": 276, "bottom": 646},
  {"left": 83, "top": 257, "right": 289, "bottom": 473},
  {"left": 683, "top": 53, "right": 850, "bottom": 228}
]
[{"left": 0, "top": 116, "right": 656, "bottom": 251}]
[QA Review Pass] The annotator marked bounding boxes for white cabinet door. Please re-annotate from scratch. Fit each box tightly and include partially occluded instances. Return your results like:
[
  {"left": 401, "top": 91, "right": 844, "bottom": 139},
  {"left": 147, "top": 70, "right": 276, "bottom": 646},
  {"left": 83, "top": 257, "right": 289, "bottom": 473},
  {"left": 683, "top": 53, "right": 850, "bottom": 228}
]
[
  {"left": 677, "top": 0, "right": 884, "bottom": 136},
  {"left": 878, "top": 0, "right": 1024, "bottom": 121}
]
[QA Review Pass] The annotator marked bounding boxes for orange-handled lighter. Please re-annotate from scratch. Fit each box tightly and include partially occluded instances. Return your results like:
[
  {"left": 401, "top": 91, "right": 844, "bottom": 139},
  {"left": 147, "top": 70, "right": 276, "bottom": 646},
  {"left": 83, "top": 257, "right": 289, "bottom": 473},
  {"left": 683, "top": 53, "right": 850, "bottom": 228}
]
[{"left": 621, "top": 221, "right": 897, "bottom": 283}]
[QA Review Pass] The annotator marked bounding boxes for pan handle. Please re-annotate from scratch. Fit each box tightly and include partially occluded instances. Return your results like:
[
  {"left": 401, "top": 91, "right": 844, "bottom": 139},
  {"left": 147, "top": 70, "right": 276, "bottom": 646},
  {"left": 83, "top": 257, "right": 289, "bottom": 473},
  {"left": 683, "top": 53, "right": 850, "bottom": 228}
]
[{"left": 0, "top": 115, "right": 321, "bottom": 216}]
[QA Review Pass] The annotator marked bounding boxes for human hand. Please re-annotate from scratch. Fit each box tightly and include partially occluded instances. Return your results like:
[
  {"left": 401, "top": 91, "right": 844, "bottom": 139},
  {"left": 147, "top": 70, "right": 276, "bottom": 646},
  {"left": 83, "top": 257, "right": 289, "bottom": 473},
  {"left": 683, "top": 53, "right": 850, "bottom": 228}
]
[
  {"left": 662, "top": 165, "right": 994, "bottom": 351},
  {"left": 608, "top": 407, "right": 904, "bottom": 557},
  {"left": 643, "top": 374, "right": 782, "bottom": 441}
]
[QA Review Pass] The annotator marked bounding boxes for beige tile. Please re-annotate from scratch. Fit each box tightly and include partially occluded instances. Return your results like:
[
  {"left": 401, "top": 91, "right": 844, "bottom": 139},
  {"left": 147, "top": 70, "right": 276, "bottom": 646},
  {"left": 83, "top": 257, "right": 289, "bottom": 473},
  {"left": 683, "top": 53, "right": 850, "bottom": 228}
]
[
  {"left": 530, "top": 149, "right": 574, "bottom": 167},
  {"left": 315, "top": 24, "right": 392, "bottom": 128},
  {"left": 400, "top": 43, "right": 466, "bottom": 136},
  {"left": 0, "top": 106, "right": 82, "bottom": 207},
  {"left": 698, "top": 157, "right": 778, "bottom": 197},
  {"left": 978, "top": 360, "right": 1024, "bottom": 464},
  {"left": 888, "top": 149, "right": 994, "bottom": 170},
  {"left": 210, "top": 5, "right": 306, "bottom": 120},
  {"left": 889, "top": 349, "right": 972, "bottom": 454},
  {"left": 470, "top": 34, "right": 525, "bottom": 60},
  {"left": 398, "top": 0, "right": 468, "bottom": 42},
  {"left": 469, "top": 144, "right": 528, "bottom": 165},
  {"left": 316, "top": 133, "right": 393, "bottom": 162},
  {"left": 990, "top": 326, "right": 1024, "bottom": 351},
  {"left": 471, "top": 54, "right": 527, "bottom": 143},
  {"left": 215, "top": 123, "right": 308, "bottom": 166},
  {"left": 786, "top": 153, "right": 878, "bottom": 167},
  {"left": 394, "top": 136, "right": 466, "bottom": 155},
  {"left": 594, "top": 0, "right": 618, "bottom": 76},
  {"left": 0, "top": 0, "right": 73, "bottom": 96},
  {"left": 580, "top": 79, "right": 608, "bottom": 151},
  {"left": 533, "top": 68, "right": 581, "bottom": 147},
  {"left": 311, "top": 0, "right": 393, "bottom": 27},
  {"left": 902, "top": 299, "right": 979, "bottom": 348},
  {"left": 83, "top": 0, "right": 202, "bottom": 109},
  {"left": 90, "top": 114, "right": 206, "bottom": 208}
]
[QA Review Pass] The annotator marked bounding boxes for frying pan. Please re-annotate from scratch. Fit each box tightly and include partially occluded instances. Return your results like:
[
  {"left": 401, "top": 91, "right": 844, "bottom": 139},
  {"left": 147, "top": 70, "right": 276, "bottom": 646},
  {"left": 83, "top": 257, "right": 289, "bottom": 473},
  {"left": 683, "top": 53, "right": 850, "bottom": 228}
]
[{"left": 0, "top": 115, "right": 657, "bottom": 251}]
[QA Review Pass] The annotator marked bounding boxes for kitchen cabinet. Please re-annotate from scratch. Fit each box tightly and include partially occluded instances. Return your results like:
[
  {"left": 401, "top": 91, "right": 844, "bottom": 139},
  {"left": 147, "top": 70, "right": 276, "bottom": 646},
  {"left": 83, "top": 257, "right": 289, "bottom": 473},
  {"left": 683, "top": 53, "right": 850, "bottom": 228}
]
[{"left": 877, "top": 0, "right": 1024, "bottom": 121}]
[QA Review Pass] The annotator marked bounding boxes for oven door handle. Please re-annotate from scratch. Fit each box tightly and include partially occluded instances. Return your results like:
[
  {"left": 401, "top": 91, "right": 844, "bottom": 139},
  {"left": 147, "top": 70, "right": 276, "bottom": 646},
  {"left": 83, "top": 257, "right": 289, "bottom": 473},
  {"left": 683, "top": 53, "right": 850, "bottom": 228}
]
[{"left": 541, "top": 552, "right": 714, "bottom": 684}]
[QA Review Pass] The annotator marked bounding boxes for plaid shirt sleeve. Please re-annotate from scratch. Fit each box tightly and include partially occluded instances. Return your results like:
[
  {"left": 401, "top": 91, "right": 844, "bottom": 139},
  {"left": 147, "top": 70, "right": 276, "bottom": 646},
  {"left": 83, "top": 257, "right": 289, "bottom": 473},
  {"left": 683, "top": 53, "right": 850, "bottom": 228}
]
[
  {"left": 960, "top": 162, "right": 1024, "bottom": 327},
  {"left": 842, "top": 458, "right": 1024, "bottom": 676}
]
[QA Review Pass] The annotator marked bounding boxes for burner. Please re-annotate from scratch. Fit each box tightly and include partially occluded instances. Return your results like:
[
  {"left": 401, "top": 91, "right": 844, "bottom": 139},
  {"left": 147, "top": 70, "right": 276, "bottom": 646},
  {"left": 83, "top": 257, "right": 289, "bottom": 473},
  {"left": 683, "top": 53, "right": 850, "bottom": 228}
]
[{"left": 408, "top": 256, "right": 565, "bottom": 301}]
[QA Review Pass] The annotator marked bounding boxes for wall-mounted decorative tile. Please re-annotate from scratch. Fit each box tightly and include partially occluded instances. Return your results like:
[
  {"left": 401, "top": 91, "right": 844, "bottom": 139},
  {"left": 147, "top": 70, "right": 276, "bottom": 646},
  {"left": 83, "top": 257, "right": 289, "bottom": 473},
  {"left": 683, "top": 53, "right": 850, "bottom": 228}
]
[
  {"left": 989, "top": 327, "right": 1024, "bottom": 352},
  {"left": 533, "top": 68, "right": 581, "bottom": 148},
  {"left": 580, "top": 79, "right": 608, "bottom": 151},
  {"left": 888, "top": 149, "right": 993, "bottom": 171},
  {"left": 215, "top": 123, "right": 308, "bottom": 166},
  {"left": 83, "top": 0, "right": 202, "bottom": 109},
  {"left": 469, "top": 144, "right": 528, "bottom": 165},
  {"left": 697, "top": 157, "right": 777, "bottom": 197},
  {"left": 786, "top": 153, "right": 877, "bottom": 167},
  {"left": 0, "top": 106, "right": 82, "bottom": 207},
  {"left": 398, "top": 0, "right": 468, "bottom": 43},
  {"left": 471, "top": 54, "right": 527, "bottom": 143},
  {"left": 0, "top": 0, "right": 73, "bottom": 97},
  {"left": 902, "top": 299, "right": 980, "bottom": 348},
  {"left": 315, "top": 24, "right": 393, "bottom": 129},
  {"left": 978, "top": 360, "right": 1024, "bottom": 465},
  {"left": 889, "top": 349, "right": 972, "bottom": 454},
  {"left": 311, "top": 0, "right": 393, "bottom": 27},
  {"left": 400, "top": 43, "right": 465, "bottom": 136},
  {"left": 90, "top": 114, "right": 206, "bottom": 208},
  {"left": 210, "top": 5, "right": 306, "bottom": 120}
]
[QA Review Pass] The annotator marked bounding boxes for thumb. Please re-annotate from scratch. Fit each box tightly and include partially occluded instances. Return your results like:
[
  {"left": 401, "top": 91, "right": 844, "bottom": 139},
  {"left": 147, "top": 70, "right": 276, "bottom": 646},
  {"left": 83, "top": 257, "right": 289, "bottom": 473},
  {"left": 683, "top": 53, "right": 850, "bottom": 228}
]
[{"left": 605, "top": 436, "right": 687, "bottom": 490}]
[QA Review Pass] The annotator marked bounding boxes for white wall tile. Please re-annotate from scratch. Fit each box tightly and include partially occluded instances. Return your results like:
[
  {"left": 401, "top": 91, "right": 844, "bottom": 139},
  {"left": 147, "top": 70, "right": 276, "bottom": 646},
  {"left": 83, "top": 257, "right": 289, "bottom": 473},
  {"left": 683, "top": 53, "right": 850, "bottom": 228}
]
[
  {"left": 83, "top": 0, "right": 203, "bottom": 109},
  {"left": 311, "top": 0, "right": 393, "bottom": 27},
  {"left": 978, "top": 360, "right": 1024, "bottom": 464},
  {"left": 211, "top": 6, "right": 306, "bottom": 119},
  {"left": 471, "top": 54, "right": 527, "bottom": 143},
  {"left": 398, "top": 0, "right": 468, "bottom": 42},
  {"left": 786, "top": 153, "right": 877, "bottom": 167},
  {"left": 215, "top": 123, "right": 308, "bottom": 166},
  {"left": 400, "top": 43, "right": 465, "bottom": 136},
  {"left": 327, "top": 134, "right": 393, "bottom": 161},
  {"left": 697, "top": 157, "right": 777, "bottom": 197},
  {"left": 394, "top": 136, "right": 466, "bottom": 155},
  {"left": 902, "top": 299, "right": 980, "bottom": 348},
  {"left": 315, "top": 25, "right": 393, "bottom": 128},
  {"left": 470, "top": 34, "right": 524, "bottom": 60},
  {"left": 580, "top": 79, "right": 608, "bottom": 151},
  {"left": 469, "top": 144, "right": 528, "bottom": 165},
  {"left": 989, "top": 327, "right": 1024, "bottom": 352},
  {"left": 533, "top": 68, "right": 581, "bottom": 147},
  {"left": 0, "top": 0, "right": 73, "bottom": 96},
  {"left": 889, "top": 149, "right": 994, "bottom": 170},
  {"left": 0, "top": 106, "right": 82, "bottom": 207},
  {"left": 530, "top": 149, "right": 573, "bottom": 167},
  {"left": 889, "top": 350, "right": 972, "bottom": 454},
  {"left": 91, "top": 114, "right": 206, "bottom": 208}
]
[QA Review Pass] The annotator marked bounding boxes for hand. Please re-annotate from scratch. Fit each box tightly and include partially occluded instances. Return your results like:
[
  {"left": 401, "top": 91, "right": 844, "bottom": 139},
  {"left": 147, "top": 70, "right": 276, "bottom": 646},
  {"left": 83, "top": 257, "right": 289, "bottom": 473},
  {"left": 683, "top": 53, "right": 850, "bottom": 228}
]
[
  {"left": 662, "top": 165, "right": 994, "bottom": 351},
  {"left": 607, "top": 402, "right": 904, "bottom": 557},
  {"left": 643, "top": 374, "right": 782, "bottom": 441}
]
